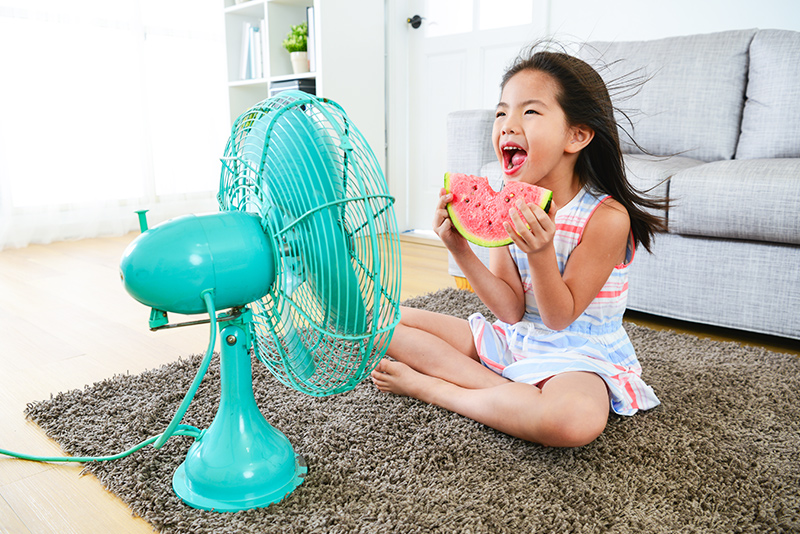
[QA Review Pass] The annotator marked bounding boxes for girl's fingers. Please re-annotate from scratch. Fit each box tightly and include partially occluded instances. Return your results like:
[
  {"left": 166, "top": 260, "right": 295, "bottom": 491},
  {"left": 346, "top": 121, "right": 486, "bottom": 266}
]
[
  {"left": 437, "top": 188, "right": 453, "bottom": 208},
  {"left": 518, "top": 200, "right": 550, "bottom": 227},
  {"left": 435, "top": 213, "right": 451, "bottom": 232},
  {"left": 507, "top": 206, "right": 532, "bottom": 235},
  {"left": 434, "top": 190, "right": 453, "bottom": 226},
  {"left": 509, "top": 202, "right": 542, "bottom": 235},
  {"left": 504, "top": 220, "right": 526, "bottom": 247},
  {"left": 505, "top": 200, "right": 556, "bottom": 253},
  {"left": 506, "top": 210, "right": 537, "bottom": 253}
]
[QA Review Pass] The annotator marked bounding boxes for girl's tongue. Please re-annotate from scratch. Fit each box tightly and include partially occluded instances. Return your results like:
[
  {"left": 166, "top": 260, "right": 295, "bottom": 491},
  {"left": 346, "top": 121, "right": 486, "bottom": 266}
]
[{"left": 503, "top": 147, "right": 528, "bottom": 174}]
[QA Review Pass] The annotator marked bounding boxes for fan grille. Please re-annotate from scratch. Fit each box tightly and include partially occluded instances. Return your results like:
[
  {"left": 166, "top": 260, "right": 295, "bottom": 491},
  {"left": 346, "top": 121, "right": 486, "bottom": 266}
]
[{"left": 218, "top": 92, "right": 401, "bottom": 396}]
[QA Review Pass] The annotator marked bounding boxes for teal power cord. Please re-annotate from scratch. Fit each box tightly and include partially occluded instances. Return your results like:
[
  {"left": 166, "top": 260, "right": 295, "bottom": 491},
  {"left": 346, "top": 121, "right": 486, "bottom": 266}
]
[
  {"left": 0, "top": 425, "right": 202, "bottom": 463},
  {"left": 0, "top": 289, "right": 218, "bottom": 463},
  {"left": 153, "top": 289, "right": 217, "bottom": 449}
]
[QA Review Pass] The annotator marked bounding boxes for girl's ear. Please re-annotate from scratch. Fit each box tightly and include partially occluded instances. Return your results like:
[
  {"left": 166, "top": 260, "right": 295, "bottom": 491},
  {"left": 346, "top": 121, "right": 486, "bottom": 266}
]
[{"left": 565, "top": 125, "right": 594, "bottom": 154}]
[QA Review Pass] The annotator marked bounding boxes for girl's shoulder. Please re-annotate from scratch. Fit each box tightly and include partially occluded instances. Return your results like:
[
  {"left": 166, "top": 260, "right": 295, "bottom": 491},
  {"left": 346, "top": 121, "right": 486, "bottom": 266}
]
[
  {"left": 562, "top": 188, "right": 615, "bottom": 216},
  {"left": 580, "top": 195, "right": 631, "bottom": 264},
  {"left": 561, "top": 188, "right": 629, "bottom": 239},
  {"left": 596, "top": 195, "right": 628, "bottom": 220}
]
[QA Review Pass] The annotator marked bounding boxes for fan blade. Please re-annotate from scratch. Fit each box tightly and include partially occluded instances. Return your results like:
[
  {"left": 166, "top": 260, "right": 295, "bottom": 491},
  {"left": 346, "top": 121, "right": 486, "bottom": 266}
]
[
  {"left": 241, "top": 106, "right": 342, "bottom": 219},
  {"left": 249, "top": 104, "right": 368, "bottom": 334},
  {"left": 303, "top": 207, "right": 367, "bottom": 334}
]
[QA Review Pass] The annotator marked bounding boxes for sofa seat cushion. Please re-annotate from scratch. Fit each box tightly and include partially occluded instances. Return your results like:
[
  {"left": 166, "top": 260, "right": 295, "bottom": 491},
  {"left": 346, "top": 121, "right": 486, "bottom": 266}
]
[
  {"left": 736, "top": 29, "right": 800, "bottom": 160},
  {"left": 579, "top": 29, "right": 756, "bottom": 162},
  {"left": 669, "top": 159, "right": 800, "bottom": 245}
]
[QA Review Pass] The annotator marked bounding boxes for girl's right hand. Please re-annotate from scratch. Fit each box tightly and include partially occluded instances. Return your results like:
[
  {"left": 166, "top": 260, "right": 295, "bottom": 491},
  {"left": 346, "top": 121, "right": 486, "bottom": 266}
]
[{"left": 433, "top": 187, "right": 469, "bottom": 253}]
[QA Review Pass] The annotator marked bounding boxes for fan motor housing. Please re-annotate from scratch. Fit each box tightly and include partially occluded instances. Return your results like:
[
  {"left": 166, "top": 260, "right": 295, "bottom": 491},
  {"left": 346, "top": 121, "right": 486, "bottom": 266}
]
[{"left": 120, "top": 211, "right": 275, "bottom": 314}]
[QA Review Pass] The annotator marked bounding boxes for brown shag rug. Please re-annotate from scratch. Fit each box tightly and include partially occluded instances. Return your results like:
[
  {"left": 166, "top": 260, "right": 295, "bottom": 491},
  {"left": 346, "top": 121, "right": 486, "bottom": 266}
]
[{"left": 25, "top": 288, "right": 800, "bottom": 533}]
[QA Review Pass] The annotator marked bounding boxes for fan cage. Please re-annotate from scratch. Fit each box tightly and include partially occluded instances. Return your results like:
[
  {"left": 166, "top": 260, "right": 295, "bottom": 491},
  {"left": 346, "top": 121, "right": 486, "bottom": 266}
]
[{"left": 218, "top": 92, "right": 401, "bottom": 396}]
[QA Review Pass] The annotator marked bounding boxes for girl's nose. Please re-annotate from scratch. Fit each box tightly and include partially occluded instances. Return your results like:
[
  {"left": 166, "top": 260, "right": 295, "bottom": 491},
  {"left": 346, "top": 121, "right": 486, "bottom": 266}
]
[{"left": 502, "top": 119, "right": 518, "bottom": 135}]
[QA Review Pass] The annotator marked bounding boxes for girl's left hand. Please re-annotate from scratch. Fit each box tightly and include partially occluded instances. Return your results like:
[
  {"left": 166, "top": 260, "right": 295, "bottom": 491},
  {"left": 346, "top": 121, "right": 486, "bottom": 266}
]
[{"left": 504, "top": 199, "right": 558, "bottom": 254}]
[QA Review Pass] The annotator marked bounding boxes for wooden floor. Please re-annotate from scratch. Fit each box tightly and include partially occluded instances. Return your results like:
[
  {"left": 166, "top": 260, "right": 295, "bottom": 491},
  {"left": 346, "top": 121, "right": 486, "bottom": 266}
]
[{"left": 0, "top": 233, "right": 796, "bottom": 534}]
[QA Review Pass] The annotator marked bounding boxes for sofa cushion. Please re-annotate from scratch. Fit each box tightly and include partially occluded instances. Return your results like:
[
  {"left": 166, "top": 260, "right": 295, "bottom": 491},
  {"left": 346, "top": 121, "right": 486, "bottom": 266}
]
[
  {"left": 735, "top": 29, "right": 800, "bottom": 160},
  {"left": 579, "top": 29, "right": 756, "bottom": 162},
  {"left": 485, "top": 156, "right": 698, "bottom": 223},
  {"left": 446, "top": 110, "right": 496, "bottom": 176},
  {"left": 624, "top": 154, "right": 704, "bottom": 222},
  {"left": 625, "top": 153, "right": 703, "bottom": 197},
  {"left": 480, "top": 161, "right": 505, "bottom": 191},
  {"left": 668, "top": 159, "right": 800, "bottom": 245},
  {"left": 487, "top": 155, "right": 703, "bottom": 205}
]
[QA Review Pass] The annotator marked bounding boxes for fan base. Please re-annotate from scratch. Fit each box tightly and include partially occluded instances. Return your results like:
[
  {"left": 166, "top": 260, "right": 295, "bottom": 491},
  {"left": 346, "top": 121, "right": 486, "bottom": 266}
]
[
  {"left": 172, "top": 454, "right": 307, "bottom": 512},
  {"left": 170, "top": 320, "right": 307, "bottom": 512}
]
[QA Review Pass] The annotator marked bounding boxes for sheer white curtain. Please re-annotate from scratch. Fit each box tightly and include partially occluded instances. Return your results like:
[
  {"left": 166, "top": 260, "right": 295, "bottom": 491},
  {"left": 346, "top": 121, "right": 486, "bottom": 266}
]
[{"left": 0, "top": 0, "right": 230, "bottom": 250}]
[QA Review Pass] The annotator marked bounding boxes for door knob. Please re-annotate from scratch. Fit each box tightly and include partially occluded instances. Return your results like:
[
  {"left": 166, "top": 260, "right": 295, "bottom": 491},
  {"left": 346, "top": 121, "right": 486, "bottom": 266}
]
[{"left": 406, "top": 15, "right": 423, "bottom": 29}]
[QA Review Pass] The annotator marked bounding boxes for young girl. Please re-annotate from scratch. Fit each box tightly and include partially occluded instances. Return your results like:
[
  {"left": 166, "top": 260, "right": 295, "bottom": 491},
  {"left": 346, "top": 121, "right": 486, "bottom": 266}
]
[{"left": 371, "top": 47, "right": 666, "bottom": 448}]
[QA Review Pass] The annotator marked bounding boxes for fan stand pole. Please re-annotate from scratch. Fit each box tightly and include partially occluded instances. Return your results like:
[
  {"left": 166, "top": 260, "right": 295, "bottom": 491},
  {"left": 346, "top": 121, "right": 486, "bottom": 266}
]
[{"left": 172, "top": 314, "right": 307, "bottom": 512}]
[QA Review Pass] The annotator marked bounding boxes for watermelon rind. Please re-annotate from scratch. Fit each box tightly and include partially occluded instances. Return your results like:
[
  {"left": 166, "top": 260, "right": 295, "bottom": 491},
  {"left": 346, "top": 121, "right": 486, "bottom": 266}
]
[{"left": 443, "top": 172, "right": 553, "bottom": 248}]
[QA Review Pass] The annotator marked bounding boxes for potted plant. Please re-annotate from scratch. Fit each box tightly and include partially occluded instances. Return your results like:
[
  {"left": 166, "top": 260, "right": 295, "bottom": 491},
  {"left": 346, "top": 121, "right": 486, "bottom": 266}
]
[{"left": 282, "top": 22, "right": 309, "bottom": 74}]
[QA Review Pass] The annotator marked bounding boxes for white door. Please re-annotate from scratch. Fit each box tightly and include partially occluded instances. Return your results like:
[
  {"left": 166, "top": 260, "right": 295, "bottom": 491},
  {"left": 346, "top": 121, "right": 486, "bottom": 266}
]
[{"left": 387, "top": 0, "right": 547, "bottom": 233}]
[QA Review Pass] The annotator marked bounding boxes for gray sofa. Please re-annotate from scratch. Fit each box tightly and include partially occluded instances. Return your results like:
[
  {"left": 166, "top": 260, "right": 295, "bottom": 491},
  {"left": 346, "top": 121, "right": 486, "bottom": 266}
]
[{"left": 445, "top": 29, "right": 800, "bottom": 341}]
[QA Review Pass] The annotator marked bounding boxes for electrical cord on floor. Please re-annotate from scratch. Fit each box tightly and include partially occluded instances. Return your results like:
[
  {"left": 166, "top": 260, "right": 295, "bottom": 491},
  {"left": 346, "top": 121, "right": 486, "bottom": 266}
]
[
  {"left": 152, "top": 289, "right": 216, "bottom": 449},
  {"left": 0, "top": 289, "right": 218, "bottom": 464},
  {"left": 0, "top": 425, "right": 203, "bottom": 463}
]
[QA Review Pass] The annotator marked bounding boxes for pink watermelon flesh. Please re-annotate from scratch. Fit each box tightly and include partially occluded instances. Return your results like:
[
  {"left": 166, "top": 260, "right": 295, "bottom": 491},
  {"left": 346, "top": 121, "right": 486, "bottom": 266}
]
[{"left": 444, "top": 172, "right": 553, "bottom": 247}]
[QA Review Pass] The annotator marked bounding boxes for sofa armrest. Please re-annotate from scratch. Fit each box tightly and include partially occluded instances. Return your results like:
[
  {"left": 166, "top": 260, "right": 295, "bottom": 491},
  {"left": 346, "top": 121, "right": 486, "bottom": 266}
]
[{"left": 446, "top": 110, "right": 496, "bottom": 176}]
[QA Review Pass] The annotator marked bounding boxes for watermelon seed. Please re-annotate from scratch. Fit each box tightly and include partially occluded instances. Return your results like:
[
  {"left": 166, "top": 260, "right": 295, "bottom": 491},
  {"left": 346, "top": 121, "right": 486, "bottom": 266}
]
[{"left": 464, "top": 198, "right": 469, "bottom": 203}]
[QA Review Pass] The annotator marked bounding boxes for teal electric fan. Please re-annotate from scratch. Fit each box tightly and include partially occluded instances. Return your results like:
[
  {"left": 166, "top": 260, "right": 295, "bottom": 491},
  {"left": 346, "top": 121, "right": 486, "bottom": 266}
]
[{"left": 119, "top": 91, "right": 401, "bottom": 511}]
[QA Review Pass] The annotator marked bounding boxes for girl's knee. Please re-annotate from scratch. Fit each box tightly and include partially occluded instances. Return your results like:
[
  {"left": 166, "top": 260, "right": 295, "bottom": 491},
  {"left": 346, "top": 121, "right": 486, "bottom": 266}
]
[
  {"left": 538, "top": 393, "right": 608, "bottom": 447},
  {"left": 399, "top": 306, "right": 435, "bottom": 328}
]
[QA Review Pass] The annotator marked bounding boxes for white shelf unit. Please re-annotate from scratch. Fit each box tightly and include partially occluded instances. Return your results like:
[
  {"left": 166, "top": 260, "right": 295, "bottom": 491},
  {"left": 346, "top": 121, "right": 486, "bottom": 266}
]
[
  {"left": 223, "top": 0, "right": 309, "bottom": 122},
  {"left": 222, "top": 0, "right": 386, "bottom": 171}
]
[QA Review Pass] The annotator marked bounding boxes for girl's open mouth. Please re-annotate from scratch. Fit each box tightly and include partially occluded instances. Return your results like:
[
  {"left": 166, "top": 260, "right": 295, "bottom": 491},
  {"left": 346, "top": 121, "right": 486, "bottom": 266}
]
[{"left": 502, "top": 145, "right": 527, "bottom": 175}]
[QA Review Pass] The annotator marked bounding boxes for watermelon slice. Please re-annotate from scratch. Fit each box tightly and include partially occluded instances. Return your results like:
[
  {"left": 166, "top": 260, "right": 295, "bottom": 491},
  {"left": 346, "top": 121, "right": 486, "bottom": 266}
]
[{"left": 444, "top": 172, "right": 553, "bottom": 247}]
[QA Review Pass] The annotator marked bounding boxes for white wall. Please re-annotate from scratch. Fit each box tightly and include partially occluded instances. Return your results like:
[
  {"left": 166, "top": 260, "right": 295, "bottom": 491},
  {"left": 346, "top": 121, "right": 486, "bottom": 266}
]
[{"left": 547, "top": 0, "right": 800, "bottom": 41}]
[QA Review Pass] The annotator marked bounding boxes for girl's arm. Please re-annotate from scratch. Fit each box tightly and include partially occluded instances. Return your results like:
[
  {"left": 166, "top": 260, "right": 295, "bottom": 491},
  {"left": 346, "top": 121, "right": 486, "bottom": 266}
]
[
  {"left": 434, "top": 188, "right": 526, "bottom": 323},
  {"left": 507, "top": 198, "right": 630, "bottom": 331},
  {"left": 484, "top": 246, "right": 526, "bottom": 322}
]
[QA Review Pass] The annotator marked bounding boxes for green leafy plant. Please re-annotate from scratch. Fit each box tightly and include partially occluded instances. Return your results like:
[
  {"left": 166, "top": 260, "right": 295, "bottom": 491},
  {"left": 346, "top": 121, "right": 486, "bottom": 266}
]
[{"left": 282, "top": 22, "right": 308, "bottom": 53}]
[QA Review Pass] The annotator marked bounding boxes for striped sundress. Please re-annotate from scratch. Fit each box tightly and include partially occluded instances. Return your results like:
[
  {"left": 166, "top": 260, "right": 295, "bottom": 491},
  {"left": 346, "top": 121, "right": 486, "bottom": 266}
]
[{"left": 469, "top": 187, "right": 660, "bottom": 416}]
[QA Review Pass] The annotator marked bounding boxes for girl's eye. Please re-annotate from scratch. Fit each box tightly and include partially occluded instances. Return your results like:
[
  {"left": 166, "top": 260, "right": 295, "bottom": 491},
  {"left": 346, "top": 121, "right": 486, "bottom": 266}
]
[
  {"left": 495, "top": 111, "right": 506, "bottom": 118},
  {"left": 525, "top": 109, "right": 540, "bottom": 115}
]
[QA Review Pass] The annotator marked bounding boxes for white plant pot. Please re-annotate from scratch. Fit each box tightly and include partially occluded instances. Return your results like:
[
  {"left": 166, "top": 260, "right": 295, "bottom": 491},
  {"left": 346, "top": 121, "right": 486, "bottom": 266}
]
[{"left": 290, "top": 51, "right": 309, "bottom": 74}]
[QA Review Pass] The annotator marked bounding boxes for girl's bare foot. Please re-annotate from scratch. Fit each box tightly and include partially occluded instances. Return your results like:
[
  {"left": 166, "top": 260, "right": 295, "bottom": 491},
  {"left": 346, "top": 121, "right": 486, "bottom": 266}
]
[{"left": 370, "top": 358, "right": 441, "bottom": 401}]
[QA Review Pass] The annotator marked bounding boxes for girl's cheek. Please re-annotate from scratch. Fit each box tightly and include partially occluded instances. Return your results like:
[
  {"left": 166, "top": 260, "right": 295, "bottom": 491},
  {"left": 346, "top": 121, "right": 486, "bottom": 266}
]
[{"left": 491, "top": 130, "right": 501, "bottom": 151}]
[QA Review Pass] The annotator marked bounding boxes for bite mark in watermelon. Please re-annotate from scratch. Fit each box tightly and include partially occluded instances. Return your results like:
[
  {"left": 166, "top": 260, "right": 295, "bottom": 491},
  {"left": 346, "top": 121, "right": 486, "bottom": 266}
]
[{"left": 444, "top": 172, "right": 553, "bottom": 247}]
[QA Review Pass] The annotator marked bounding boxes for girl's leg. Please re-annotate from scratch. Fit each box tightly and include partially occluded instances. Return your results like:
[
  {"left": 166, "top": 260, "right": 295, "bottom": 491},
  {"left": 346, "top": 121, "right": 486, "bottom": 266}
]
[
  {"left": 386, "top": 306, "right": 508, "bottom": 389},
  {"left": 372, "top": 361, "right": 609, "bottom": 447}
]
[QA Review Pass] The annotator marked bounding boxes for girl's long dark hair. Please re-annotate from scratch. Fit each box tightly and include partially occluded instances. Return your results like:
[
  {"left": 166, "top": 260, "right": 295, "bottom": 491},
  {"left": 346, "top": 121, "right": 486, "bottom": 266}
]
[{"left": 501, "top": 46, "right": 668, "bottom": 253}]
